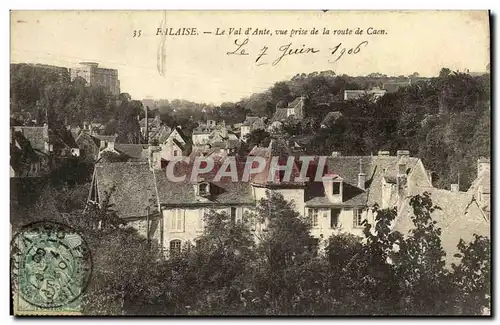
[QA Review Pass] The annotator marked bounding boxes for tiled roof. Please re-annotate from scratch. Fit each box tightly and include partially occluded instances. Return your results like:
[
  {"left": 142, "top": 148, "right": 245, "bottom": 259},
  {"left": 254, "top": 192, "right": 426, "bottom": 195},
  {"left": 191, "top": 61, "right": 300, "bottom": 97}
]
[
  {"left": 115, "top": 144, "right": 149, "bottom": 161},
  {"left": 304, "top": 182, "right": 368, "bottom": 207},
  {"left": 468, "top": 170, "right": 491, "bottom": 194},
  {"left": 13, "top": 126, "right": 48, "bottom": 152},
  {"left": 394, "top": 187, "right": 489, "bottom": 266},
  {"left": 93, "top": 134, "right": 117, "bottom": 143},
  {"left": 139, "top": 117, "right": 161, "bottom": 128},
  {"left": 95, "top": 162, "right": 158, "bottom": 218},
  {"left": 155, "top": 161, "right": 255, "bottom": 206},
  {"left": 321, "top": 111, "right": 343, "bottom": 125},
  {"left": 270, "top": 108, "right": 289, "bottom": 123},
  {"left": 326, "top": 156, "right": 422, "bottom": 206},
  {"left": 383, "top": 81, "right": 411, "bottom": 93},
  {"left": 287, "top": 97, "right": 302, "bottom": 108},
  {"left": 242, "top": 116, "right": 262, "bottom": 126}
]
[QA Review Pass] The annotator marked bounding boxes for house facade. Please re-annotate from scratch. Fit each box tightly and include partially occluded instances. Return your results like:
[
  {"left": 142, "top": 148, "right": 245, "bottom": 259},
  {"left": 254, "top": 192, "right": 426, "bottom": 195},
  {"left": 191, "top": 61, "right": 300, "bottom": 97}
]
[
  {"left": 92, "top": 146, "right": 438, "bottom": 253},
  {"left": 240, "top": 116, "right": 266, "bottom": 140}
]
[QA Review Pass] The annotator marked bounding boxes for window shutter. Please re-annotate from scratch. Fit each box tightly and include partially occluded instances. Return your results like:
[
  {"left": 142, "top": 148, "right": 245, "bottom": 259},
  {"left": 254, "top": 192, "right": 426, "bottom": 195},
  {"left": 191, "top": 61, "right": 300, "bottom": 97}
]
[
  {"left": 353, "top": 209, "right": 357, "bottom": 228},
  {"left": 197, "top": 209, "right": 204, "bottom": 230},
  {"left": 170, "top": 210, "right": 177, "bottom": 230},
  {"left": 178, "top": 209, "right": 184, "bottom": 232}
]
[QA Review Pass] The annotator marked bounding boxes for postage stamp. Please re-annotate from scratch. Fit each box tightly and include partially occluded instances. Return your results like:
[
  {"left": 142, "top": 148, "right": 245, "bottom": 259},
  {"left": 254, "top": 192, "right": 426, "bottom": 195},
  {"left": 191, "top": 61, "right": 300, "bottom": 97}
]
[{"left": 10, "top": 221, "right": 92, "bottom": 315}]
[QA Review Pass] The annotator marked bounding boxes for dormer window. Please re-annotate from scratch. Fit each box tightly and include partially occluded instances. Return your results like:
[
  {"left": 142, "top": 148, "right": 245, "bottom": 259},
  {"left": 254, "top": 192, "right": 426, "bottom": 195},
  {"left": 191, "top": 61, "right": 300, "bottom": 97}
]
[
  {"left": 332, "top": 182, "right": 341, "bottom": 195},
  {"left": 198, "top": 182, "right": 210, "bottom": 197},
  {"left": 287, "top": 108, "right": 295, "bottom": 117}
]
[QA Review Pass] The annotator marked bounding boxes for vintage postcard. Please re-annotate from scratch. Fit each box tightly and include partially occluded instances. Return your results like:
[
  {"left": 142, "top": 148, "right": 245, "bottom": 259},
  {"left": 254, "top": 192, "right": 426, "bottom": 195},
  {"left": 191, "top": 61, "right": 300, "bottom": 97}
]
[{"left": 10, "top": 10, "right": 491, "bottom": 316}]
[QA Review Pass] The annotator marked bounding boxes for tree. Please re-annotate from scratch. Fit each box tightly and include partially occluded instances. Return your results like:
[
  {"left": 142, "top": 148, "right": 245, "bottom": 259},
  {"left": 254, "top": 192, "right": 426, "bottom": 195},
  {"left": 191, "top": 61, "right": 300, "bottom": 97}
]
[
  {"left": 251, "top": 191, "right": 319, "bottom": 314},
  {"left": 244, "top": 129, "right": 271, "bottom": 148}
]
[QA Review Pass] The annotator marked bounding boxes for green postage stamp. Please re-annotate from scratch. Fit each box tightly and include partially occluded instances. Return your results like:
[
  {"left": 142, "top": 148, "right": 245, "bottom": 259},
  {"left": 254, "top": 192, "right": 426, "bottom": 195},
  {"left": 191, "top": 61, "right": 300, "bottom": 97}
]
[{"left": 10, "top": 221, "right": 92, "bottom": 315}]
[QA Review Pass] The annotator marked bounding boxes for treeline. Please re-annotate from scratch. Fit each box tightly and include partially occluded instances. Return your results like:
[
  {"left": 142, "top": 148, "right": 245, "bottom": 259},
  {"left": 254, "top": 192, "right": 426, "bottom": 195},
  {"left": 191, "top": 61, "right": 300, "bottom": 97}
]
[
  {"left": 11, "top": 64, "right": 490, "bottom": 188},
  {"left": 13, "top": 187, "right": 490, "bottom": 315}
]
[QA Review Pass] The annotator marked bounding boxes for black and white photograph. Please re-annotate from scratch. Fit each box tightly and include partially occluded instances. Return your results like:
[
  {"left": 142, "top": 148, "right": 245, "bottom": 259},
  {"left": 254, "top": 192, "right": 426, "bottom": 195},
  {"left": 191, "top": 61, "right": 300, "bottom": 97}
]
[{"left": 9, "top": 10, "right": 491, "bottom": 316}]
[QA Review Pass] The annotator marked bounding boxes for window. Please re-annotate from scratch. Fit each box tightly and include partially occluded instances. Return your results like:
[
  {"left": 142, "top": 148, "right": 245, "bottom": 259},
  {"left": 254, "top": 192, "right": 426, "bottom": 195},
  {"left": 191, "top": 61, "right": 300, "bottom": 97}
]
[
  {"left": 308, "top": 208, "right": 319, "bottom": 228},
  {"left": 197, "top": 208, "right": 205, "bottom": 232},
  {"left": 170, "top": 209, "right": 184, "bottom": 232},
  {"left": 332, "top": 182, "right": 341, "bottom": 195},
  {"left": 199, "top": 183, "right": 209, "bottom": 196},
  {"left": 331, "top": 208, "right": 341, "bottom": 228},
  {"left": 173, "top": 150, "right": 179, "bottom": 156},
  {"left": 170, "top": 240, "right": 182, "bottom": 254},
  {"left": 287, "top": 108, "right": 295, "bottom": 117},
  {"left": 353, "top": 208, "right": 365, "bottom": 228},
  {"left": 230, "top": 207, "right": 237, "bottom": 224}
]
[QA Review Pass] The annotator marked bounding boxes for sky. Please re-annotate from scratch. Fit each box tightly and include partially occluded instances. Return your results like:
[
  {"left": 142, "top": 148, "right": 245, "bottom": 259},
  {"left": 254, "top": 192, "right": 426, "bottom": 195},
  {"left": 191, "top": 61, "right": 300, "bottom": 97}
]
[{"left": 11, "top": 10, "right": 490, "bottom": 105}]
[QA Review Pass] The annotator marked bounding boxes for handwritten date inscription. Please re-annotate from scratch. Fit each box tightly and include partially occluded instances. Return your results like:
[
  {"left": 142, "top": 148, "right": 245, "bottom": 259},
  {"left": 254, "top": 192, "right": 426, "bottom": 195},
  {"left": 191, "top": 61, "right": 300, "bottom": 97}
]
[{"left": 227, "top": 38, "right": 369, "bottom": 66}]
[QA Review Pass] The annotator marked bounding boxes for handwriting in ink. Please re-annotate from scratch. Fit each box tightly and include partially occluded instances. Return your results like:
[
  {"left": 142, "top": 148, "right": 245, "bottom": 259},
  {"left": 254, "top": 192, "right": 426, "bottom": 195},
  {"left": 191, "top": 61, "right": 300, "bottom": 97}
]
[
  {"left": 329, "top": 41, "right": 369, "bottom": 64},
  {"left": 226, "top": 38, "right": 369, "bottom": 66},
  {"left": 226, "top": 38, "right": 249, "bottom": 55}
]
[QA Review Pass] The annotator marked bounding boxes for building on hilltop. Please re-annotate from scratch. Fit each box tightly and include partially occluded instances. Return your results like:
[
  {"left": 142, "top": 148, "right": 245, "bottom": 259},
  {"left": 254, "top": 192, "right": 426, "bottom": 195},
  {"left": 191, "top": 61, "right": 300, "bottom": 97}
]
[
  {"left": 269, "top": 96, "right": 307, "bottom": 132},
  {"left": 70, "top": 62, "right": 120, "bottom": 95},
  {"left": 343, "top": 87, "right": 387, "bottom": 101}
]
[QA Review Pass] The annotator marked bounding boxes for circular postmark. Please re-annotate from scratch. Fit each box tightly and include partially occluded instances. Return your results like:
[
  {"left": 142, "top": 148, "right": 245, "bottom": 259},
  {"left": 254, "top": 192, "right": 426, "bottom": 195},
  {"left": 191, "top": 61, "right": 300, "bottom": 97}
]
[{"left": 10, "top": 221, "right": 92, "bottom": 308}]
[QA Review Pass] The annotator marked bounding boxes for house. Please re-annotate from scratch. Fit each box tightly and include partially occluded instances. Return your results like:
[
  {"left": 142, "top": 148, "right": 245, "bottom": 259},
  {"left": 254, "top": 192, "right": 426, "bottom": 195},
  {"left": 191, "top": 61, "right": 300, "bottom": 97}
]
[
  {"left": 13, "top": 124, "right": 79, "bottom": 158},
  {"left": 81, "top": 121, "right": 104, "bottom": 136},
  {"left": 192, "top": 123, "right": 240, "bottom": 151},
  {"left": 157, "top": 127, "right": 190, "bottom": 163},
  {"left": 240, "top": 116, "right": 266, "bottom": 141},
  {"left": 269, "top": 96, "right": 307, "bottom": 131},
  {"left": 343, "top": 87, "right": 387, "bottom": 101},
  {"left": 139, "top": 114, "right": 165, "bottom": 143},
  {"left": 320, "top": 111, "right": 343, "bottom": 128},
  {"left": 382, "top": 79, "right": 412, "bottom": 93},
  {"left": 10, "top": 129, "right": 50, "bottom": 178},
  {"left": 394, "top": 186, "right": 489, "bottom": 266},
  {"left": 93, "top": 144, "right": 441, "bottom": 253},
  {"left": 103, "top": 143, "right": 150, "bottom": 162},
  {"left": 468, "top": 157, "right": 490, "bottom": 219}
]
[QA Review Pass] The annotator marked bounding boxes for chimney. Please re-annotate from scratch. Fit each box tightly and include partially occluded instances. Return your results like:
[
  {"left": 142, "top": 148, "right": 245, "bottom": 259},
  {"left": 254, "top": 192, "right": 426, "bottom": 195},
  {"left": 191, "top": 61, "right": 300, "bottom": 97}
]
[
  {"left": 427, "top": 171, "right": 433, "bottom": 185},
  {"left": 108, "top": 139, "right": 115, "bottom": 151},
  {"left": 450, "top": 184, "right": 459, "bottom": 192},
  {"left": 397, "top": 150, "right": 410, "bottom": 160},
  {"left": 148, "top": 145, "right": 162, "bottom": 170},
  {"left": 477, "top": 157, "right": 490, "bottom": 177},
  {"left": 378, "top": 150, "right": 390, "bottom": 156},
  {"left": 331, "top": 151, "right": 341, "bottom": 157},
  {"left": 358, "top": 172, "right": 366, "bottom": 190},
  {"left": 42, "top": 123, "right": 49, "bottom": 139}
]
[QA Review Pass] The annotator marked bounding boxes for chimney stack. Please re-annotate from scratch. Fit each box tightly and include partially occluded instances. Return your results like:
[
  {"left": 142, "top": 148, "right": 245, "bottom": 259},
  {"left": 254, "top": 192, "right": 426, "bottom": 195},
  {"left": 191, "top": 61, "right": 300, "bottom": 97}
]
[
  {"left": 450, "top": 184, "right": 459, "bottom": 192},
  {"left": 397, "top": 150, "right": 410, "bottom": 160},
  {"left": 378, "top": 150, "right": 390, "bottom": 156},
  {"left": 358, "top": 172, "right": 366, "bottom": 190}
]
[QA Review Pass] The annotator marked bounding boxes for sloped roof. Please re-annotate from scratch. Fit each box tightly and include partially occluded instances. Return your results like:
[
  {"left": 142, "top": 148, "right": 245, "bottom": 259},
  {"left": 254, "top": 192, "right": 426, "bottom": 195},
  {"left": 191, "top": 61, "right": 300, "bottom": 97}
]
[
  {"left": 242, "top": 116, "right": 262, "bottom": 126},
  {"left": 95, "top": 162, "right": 158, "bottom": 218},
  {"left": 139, "top": 117, "right": 161, "bottom": 128},
  {"left": 394, "top": 187, "right": 489, "bottom": 266},
  {"left": 115, "top": 144, "right": 149, "bottom": 161},
  {"left": 468, "top": 170, "right": 491, "bottom": 194},
  {"left": 92, "top": 134, "right": 117, "bottom": 143},
  {"left": 383, "top": 81, "right": 411, "bottom": 93},
  {"left": 270, "top": 108, "right": 289, "bottom": 123},
  {"left": 321, "top": 111, "right": 343, "bottom": 125},
  {"left": 155, "top": 161, "right": 255, "bottom": 205},
  {"left": 13, "top": 126, "right": 47, "bottom": 151},
  {"left": 287, "top": 97, "right": 302, "bottom": 108}
]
